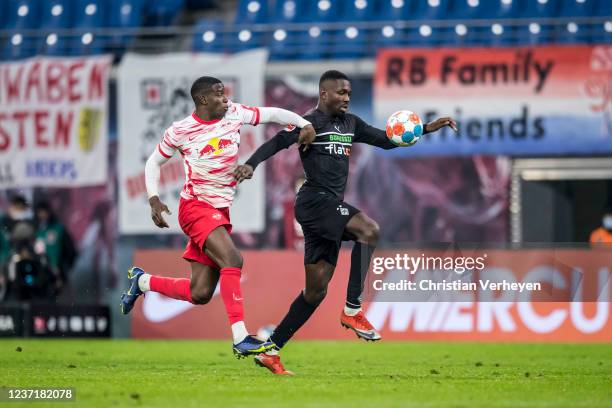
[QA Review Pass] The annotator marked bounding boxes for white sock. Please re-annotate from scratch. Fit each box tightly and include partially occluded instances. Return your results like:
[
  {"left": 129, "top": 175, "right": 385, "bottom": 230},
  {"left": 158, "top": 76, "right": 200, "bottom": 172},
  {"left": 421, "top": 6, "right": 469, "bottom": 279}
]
[
  {"left": 138, "top": 274, "right": 151, "bottom": 292},
  {"left": 231, "top": 321, "right": 249, "bottom": 344},
  {"left": 265, "top": 348, "right": 279, "bottom": 356},
  {"left": 344, "top": 305, "right": 361, "bottom": 316}
]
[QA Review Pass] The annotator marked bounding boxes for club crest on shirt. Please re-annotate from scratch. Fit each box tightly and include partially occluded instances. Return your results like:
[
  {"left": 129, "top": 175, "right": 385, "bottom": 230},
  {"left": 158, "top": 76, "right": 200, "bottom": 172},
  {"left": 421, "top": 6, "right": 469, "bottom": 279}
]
[{"left": 284, "top": 124, "right": 297, "bottom": 132}]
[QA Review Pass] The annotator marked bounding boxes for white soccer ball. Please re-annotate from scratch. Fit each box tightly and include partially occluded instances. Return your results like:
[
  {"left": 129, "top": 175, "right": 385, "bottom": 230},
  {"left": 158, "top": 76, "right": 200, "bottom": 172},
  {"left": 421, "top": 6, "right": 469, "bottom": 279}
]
[{"left": 385, "top": 110, "right": 424, "bottom": 147}]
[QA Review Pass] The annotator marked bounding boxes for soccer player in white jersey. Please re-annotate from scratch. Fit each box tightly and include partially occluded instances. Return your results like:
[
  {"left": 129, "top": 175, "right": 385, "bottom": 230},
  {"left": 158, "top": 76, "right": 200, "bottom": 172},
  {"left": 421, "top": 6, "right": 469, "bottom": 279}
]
[{"left": 120, "top": 76, "right": 315, "bottom": 357}]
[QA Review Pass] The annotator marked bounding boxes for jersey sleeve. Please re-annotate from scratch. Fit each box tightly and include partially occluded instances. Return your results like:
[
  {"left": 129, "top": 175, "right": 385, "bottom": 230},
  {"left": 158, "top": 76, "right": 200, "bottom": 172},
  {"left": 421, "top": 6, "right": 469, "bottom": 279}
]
[
  {"left": 353, "top": 115, "right": 397, "bottom": 150},
  {"left": 236, "top": 103, "right": 261, "bottom": 126},
  {"left": 245, "top": 125, "right": 300, "bottom": 170},
  {"left": 158, "top": 127, "right": 179, "bottom": 158}
]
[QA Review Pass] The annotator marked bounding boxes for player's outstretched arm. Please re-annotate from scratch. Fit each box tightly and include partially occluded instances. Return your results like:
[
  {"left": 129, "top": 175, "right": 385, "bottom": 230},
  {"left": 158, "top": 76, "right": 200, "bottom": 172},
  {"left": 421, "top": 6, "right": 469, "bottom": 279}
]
[
  {"left": 354, "top": 115, "right": 458, "bottom": 149},
  {"left": 354, "top": 116, "right": 397, "bottom": 149},
  {"left": 145, "top": 148, "right": 173, "bottom": 228},
  {"left": 423, "top": 117, "right": 458, "bottom": 134},
  {"left": 233, "top": 127, "right": 300, "bottom": 183},
  {"left": 257, "top": 107, "right": 316, "bottom": 151}
]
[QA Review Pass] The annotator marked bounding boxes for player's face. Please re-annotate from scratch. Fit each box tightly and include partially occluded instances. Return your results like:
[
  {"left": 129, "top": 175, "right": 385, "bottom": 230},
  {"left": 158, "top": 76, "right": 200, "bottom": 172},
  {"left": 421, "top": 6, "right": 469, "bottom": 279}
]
[
  {"left": 203, "top": 83, "right": 229, "bottom": 118},
  {"left": 322, "top": 79, "right": 351, "bottom": 116}
]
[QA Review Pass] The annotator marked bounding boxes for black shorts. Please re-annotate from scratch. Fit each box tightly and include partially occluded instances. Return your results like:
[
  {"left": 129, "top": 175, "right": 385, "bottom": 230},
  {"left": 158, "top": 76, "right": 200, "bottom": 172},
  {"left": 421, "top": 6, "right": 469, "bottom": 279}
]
[{"left": 294, "top": 188, "right": 360, "bottom": 266}]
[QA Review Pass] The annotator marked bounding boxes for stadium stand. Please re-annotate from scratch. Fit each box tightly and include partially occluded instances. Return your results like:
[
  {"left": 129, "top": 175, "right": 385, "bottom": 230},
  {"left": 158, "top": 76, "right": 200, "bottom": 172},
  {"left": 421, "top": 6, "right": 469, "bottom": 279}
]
[{"left": 0, "top": 0, "right": 610, "bottom": 61}]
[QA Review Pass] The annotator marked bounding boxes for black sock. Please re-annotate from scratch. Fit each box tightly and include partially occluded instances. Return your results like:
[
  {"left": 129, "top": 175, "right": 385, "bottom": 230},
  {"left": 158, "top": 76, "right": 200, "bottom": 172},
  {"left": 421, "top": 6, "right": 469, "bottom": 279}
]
[
  {"left": 346, "top": 242, "right": 375, "bottom": 309},
  {"left": 270, "top": 292, "right": 317, "bottom": 349}
]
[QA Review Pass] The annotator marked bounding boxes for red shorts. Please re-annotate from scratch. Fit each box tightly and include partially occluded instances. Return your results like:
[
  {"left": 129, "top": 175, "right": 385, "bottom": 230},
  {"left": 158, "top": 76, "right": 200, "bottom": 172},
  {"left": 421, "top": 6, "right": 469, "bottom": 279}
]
[{"left": 179, "top": 198, "right": 232, "bottom": 268}]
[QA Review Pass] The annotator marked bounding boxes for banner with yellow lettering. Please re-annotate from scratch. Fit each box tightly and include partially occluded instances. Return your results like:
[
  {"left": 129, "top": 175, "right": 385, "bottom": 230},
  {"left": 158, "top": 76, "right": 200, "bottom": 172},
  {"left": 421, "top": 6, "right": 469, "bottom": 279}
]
[{"left": 0, "top": 56, "right": 111, "bottom": 188}]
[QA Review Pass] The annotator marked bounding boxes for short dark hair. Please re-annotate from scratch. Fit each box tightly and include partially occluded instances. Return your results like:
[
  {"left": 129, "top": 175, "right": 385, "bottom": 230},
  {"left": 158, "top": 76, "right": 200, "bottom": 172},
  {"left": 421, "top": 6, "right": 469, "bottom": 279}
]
[
  {"left": 9, "top": 194, "right": 28, "bottom": 208},
  {"left": 190, "top": 76, "right": 222, "bottom": 105},
  {"left": 319, "top": 70, "right": 350, "bottom": 87}
]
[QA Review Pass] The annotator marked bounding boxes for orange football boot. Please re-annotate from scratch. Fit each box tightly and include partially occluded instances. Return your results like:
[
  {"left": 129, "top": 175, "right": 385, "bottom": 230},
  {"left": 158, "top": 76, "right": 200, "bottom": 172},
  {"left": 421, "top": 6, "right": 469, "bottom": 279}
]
[
  {"left": 254, "top": 353, "right": 294, "bottom": 375},
  {"left": 340, "top": 310, "right": 382, "bottom": 341}
]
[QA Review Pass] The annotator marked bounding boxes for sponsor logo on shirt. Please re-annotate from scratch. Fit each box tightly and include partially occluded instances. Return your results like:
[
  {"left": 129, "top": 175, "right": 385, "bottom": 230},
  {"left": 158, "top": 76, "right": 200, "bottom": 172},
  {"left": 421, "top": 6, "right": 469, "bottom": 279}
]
[{"left": 198, "top": 137, "right": 234, "bottom": 157}]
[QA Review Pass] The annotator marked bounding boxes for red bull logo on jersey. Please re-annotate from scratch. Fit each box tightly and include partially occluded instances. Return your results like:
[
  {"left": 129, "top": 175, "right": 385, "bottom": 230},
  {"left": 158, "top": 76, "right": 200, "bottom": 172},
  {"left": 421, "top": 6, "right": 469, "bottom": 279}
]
[{"left": 199, "top": 137, "right": 234, "bottom": 158}]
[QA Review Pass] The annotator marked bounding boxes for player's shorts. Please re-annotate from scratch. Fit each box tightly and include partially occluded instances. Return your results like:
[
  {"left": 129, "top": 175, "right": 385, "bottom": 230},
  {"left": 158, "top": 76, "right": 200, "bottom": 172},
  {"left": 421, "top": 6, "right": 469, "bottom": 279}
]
[
  {"left": 294, "top": 188, "right": 360, "bottom": 266},
  {"left": 178, "top": 198, "right": 232, "bottom": 268}
]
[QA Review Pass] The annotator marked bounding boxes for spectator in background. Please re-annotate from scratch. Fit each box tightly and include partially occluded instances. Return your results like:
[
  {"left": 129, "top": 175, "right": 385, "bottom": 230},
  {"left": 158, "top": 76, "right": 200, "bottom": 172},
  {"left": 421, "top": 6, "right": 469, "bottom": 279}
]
[
  {"left": 590, "top": 209, "right": 612, "bottom": 244},
  {"left": 34, "top": 201, "right": 78, "bottom": 292},
  {"left": 4, "top": 220, "right": 57, "bottom": 301},
  {"left": 0, "top": 195, "right": 34, "bottom": 265}
]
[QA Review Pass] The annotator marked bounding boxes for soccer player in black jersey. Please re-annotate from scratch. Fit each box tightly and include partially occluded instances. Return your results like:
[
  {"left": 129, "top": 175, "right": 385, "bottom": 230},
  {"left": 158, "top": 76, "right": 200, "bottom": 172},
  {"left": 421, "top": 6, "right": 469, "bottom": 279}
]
[{"left": 234, "top": 70, "right": 457, "bottom": 375}]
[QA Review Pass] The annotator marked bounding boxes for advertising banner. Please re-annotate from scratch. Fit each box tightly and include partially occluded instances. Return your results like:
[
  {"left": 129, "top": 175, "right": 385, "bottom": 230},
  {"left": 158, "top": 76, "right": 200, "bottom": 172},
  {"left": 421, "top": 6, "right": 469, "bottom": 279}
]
[
  {"left": 374, "top": 45, "right": 612, "bottom": 156},
  {"left": 0, "top": 304, "right": 24, "bottom": 337},
  {"left": 0, "top": 56, "right": 111, "bottom": 188},
  {"left": 118, "top": 50, "right": 268, "bottom": 234},
  {"left": 0, "top": 303, "right": 110, "bottom": 337},
  {"left": 131, "top": 248, "right": 611, "bottom": 342}
]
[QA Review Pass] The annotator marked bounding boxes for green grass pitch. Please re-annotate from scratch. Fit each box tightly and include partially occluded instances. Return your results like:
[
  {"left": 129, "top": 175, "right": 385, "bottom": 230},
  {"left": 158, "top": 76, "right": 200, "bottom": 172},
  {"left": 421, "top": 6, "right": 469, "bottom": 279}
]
[{"left": 0, "top": 340, "right": 610, "bottom": 407}]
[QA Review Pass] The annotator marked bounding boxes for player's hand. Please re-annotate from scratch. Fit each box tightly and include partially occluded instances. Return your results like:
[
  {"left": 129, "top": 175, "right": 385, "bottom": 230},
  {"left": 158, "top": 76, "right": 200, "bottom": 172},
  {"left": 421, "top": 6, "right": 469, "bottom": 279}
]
[
  {"left": 234, "top": 164, "right": 254, "bottom": 183},
  {"left": 425, "top": 117, "right": 458, "bottom": 133},
  {"left": 149, "top": 196, "right": 171, "bottom": 228},
  {"left": 297, "top": 124, "right": 316, "bottom": 152}
]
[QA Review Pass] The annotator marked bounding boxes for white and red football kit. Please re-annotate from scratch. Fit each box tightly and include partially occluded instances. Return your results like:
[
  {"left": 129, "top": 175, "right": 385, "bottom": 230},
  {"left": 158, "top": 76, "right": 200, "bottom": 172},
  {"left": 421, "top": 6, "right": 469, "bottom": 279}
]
[{"left": 145, "top": 101, "right": 310, "bottom": 265}]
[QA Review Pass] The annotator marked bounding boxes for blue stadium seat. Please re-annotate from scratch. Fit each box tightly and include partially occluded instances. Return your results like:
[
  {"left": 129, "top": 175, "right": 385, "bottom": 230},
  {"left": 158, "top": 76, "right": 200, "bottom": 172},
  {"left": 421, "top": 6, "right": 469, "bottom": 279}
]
[
  {"left": 414, "top": 0, "right": 453, "bottom": 20},
  {"left": 560, "top": 0, "right": 595, "bottom": 16},
  {"left": 448, "top": 0, "right": 486, "bottom": 46},
  {"left": 330, "top": 26, "right": 368, "bottom": 59},
  {"left": 520, "top": 0, "right": 560, "bottom": 44},
  {"left": 594, "top": 0, "right": 612, "bottom": 43},
  {"left": 38, "top": 0, "right": 73, "bottom": 56},
  {"left": 557, "top": 0, "right": 596, "bottom": 43},
  {"left": 72, "top": 0, "right": 110, "bottom": 55},
  {"left": 39, "top": 32, "right": 71, "bottom": 55},
  {"left": 40, "top": 0, "right": 74, "bottom": 29},
  {"left": 372, "top": 24, "right": 404, "bottom": 48},
  {"left": 228, "top": 28, "right": 265, "bottom": 52},
  {"left": 271, "top": 0, "right": 307, "bottom": 23},
  {"left": 109, "top": 0, "right": 145, "bottom": 49},
  {"left": 307, "top": 0, "right": 344, "bottom": 22},
  {"left": 2, "top": 34, "right": 37, "bottom": 60},
  {"left": 376, "top": 0, "right": 414, "bottom": 20},
  {"left": 293, "top": 1, "right": 345, "bottom": 58},
  {"left": 296, "top": 26, "right": 332, "bottom": 60},
  {"left": 192, "top": 19, "right": 225, "bottom": 53},
  {"left": 235, "top": 0, "right": 270, "bottom": 24},
  {"left": 74, "top": 0, "right": 109, "bottom": 28},
  {"left": 269, "top": 28, "right": 300, "bottom": 60},
  {"left": 408, "top": 0, "right": 454, "bottom": 47},
  {"left": 523, "top": 0, "right": 561, "bottom": 17},
  {"left": 230, "top": 0, "right": 268, "bottom": 52},
  {"left": 5, "top": 0, "right": 42, "bottom": 29},
  {"left": 344, "top": 0, "right": 380, "bottom": 22},
  {"left": 145, "top": 0, "right": 185, "bottom": 26},
  {"left": 184, "top": 0, "right": 217, "bottom": 9},
  {"left": 451, "top": 0, "right": 524, "bottom": 46},
  {"left": 0, "top": 1, "right": 10, "bottom": 29},
  {"left": 268, "top": 1, "right": 306, "bottom": 59}
]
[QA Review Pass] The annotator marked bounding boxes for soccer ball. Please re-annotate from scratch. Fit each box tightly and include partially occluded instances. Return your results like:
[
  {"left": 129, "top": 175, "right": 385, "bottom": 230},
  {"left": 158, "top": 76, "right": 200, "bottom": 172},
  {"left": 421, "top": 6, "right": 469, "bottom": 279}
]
[{"left": 385, "top": 110, "right": 424, "bottom": 147}]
